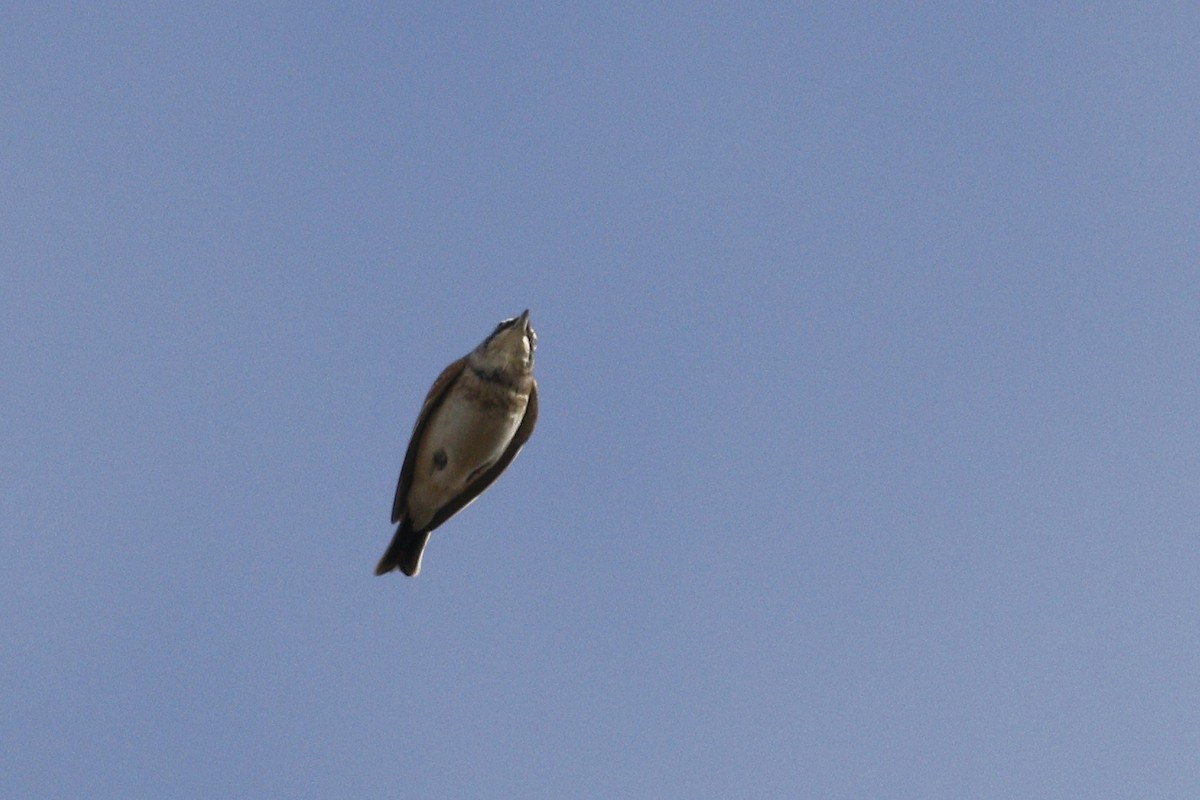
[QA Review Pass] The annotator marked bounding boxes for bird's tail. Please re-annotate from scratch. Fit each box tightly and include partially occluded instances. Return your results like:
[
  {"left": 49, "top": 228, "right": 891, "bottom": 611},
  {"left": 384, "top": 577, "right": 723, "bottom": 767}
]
[{"left": 374, "top": 518, "right": 431, "bottom": 577}]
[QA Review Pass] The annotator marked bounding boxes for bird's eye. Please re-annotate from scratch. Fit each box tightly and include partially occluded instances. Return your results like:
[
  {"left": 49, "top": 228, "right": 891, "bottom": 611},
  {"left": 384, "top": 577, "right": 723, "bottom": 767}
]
[{"left": 483, "top": 317, "right": 519, "bottom": 346}]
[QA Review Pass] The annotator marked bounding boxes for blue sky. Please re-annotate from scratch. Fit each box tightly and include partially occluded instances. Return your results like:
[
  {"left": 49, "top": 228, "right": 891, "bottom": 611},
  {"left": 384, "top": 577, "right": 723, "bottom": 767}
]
[{"left": 3, "top": 4, "right": 1198, "bottom": 797}]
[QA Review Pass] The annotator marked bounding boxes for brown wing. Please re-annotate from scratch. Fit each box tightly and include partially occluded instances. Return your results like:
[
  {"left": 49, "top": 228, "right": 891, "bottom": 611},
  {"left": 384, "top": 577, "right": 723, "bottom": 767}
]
[
  {"left": 424, "top": 379, "right": 538, "bottom": 533},
  {"left": 391, "top": 357, "right": 466, "bottom": 524}
]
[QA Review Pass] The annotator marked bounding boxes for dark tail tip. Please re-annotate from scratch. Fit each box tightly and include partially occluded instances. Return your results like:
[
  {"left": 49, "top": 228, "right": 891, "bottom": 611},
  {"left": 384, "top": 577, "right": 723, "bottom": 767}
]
[{"left": 374, "top": 520, "right": 431, "bottom": 577}]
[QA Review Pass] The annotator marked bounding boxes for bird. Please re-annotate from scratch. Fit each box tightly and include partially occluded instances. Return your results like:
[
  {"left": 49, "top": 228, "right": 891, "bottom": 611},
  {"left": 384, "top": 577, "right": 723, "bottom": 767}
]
[{"left": 375, "top": 310, "right": 538, "bottom": 577}]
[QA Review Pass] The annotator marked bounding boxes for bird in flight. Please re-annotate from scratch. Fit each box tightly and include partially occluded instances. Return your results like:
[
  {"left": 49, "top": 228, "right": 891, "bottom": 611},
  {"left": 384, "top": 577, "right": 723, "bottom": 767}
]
[{"left": 375, "top": 310, "right": 539, "bottom": 577}]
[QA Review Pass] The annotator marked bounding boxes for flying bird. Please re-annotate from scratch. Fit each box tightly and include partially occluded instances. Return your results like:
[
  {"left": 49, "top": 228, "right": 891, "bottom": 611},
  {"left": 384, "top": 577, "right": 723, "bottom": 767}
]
[{"left": 375, "top": 310, "right": 538, "bottom": 577}]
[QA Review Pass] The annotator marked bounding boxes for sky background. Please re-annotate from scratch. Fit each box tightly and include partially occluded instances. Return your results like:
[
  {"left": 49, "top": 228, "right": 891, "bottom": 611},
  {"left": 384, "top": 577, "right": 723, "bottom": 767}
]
[{"left": 3, "top": 3, "right": 1198, "bottom": 798}]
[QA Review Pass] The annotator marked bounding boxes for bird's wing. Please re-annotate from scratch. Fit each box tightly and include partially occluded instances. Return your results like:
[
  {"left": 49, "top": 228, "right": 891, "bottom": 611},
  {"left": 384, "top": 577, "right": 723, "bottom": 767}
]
[
  {"left": 391, "top": 357, "right": 466, "bottom": 524},
  {"left": 424, "top": 379, "right": 538, "bottom": 533}
]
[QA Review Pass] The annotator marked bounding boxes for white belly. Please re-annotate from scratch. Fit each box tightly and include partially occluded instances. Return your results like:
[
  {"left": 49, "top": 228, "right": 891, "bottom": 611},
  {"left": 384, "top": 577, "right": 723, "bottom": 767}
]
[{"left": 405, "top": 390, "right": 525, "bottom": 528}]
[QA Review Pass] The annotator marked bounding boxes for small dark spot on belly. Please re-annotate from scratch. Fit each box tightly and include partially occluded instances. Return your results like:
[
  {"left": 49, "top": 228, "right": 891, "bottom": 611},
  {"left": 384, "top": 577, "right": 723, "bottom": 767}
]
[{"left": 432, "top": 449, "right": 448, "bottom": 471}]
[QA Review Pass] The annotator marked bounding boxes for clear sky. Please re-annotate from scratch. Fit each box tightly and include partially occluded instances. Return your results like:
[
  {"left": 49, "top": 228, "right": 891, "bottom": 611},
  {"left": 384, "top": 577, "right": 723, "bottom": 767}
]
[{"left": 3, "top": 4, "right": 1198, "bottom": 798}]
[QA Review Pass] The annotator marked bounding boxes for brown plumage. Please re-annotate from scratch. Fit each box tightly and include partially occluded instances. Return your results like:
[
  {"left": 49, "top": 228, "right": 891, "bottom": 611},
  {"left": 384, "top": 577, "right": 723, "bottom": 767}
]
[{"left": 375, "top": 312, "right": 538, "bottom": 577}]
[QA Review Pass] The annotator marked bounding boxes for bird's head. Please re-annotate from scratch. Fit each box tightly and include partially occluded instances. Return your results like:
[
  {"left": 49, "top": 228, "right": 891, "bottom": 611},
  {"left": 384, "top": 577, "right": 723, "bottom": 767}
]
[{"left": 471, "top": 309, "right": 536, "bottom": 375}]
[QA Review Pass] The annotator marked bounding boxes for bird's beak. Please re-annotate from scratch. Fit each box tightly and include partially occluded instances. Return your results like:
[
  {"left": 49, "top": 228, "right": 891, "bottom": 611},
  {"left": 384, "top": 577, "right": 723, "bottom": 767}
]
[{"left": 518, "top": 309, "right": 530, "bottom": 323}]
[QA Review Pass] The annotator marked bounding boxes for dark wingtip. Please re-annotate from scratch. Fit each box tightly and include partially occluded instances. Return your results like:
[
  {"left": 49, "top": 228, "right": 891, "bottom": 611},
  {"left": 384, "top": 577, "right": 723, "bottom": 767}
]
[{"left": 374, "top": 520, "right": 407, "bottom": 576}]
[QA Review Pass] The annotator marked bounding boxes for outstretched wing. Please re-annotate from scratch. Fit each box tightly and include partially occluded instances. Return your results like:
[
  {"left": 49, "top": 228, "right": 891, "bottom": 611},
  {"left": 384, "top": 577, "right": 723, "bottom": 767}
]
[
  {"left": 391, "top": 357, "right": 466, "bottom": 524},
  {"left": 424, "top": 380, "right": 538, "bottom": 533}
]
